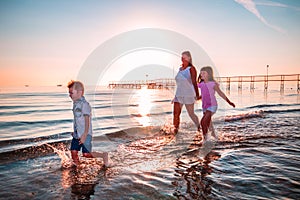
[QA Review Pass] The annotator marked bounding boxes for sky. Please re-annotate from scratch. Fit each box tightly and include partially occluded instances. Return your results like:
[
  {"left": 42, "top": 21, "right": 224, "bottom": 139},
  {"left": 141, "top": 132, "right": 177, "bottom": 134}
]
[{"left": 0, "top": 0, "right": 299, "bottom": 86}]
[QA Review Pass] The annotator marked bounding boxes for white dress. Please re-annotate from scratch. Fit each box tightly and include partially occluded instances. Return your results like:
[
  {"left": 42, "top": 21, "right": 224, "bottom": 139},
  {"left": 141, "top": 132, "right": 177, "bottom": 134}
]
[{"left": 174, "top": 66, "right": 196, "bottom": 104}]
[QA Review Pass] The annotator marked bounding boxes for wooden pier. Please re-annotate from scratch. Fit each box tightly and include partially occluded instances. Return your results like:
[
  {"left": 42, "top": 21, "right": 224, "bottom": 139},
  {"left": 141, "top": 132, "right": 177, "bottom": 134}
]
[
  {"left": 216, "top": 74, "right": 300, "bottom": 92},
  {"left": 108, "top": 78, "right": 175, "bottom": 89},
  {"left": 108, "top": 74, "right": 300, "bottom": 93}
]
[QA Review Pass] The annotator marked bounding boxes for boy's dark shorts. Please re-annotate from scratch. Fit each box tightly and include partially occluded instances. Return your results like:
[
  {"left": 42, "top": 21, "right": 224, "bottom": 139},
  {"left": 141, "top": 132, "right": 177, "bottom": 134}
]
[{"left": 70, "top": 134, "right": 92, "bottom": 153}]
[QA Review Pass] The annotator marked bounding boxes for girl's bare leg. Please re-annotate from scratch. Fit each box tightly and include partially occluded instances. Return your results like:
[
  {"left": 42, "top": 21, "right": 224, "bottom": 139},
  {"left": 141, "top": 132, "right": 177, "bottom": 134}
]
[
  {"left": 200, "top": 111, "right": 213, "bottom": 141},
  {"left": 209, "top": 122, "right": 217, "bottom": 138}
]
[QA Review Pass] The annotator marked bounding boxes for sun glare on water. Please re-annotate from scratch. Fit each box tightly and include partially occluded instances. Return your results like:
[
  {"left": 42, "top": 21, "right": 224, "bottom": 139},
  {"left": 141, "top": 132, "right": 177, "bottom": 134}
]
[{"left": 129, "top": 86, "right": 154, "bottom": 126}]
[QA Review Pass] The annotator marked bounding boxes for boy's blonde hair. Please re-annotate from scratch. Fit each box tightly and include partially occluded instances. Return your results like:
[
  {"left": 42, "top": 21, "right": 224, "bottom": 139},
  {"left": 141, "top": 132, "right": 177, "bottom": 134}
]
[{"left": 67, "top": 80, "right": 85, "bottom": 94}]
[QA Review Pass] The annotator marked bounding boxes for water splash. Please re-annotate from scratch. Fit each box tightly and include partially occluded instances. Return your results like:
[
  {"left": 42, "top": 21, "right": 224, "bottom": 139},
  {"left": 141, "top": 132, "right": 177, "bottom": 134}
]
[
  {"left": 160, "top": 122, "right": 177, "bottom": 135},
  {"left": 46, "top": 143, "right": 105, "bottom": 185},
  {"left": 45, "top": 143, "right": 73, "bottom": 168},
  {"left": 117, "top": 123, "right": 177, "bottom": 154},
  {"left": 74, "top": 157, "right": 104, "bottom": 184},
  {"left": 225, "top": 110, "right": 264, "bottom": 122}
]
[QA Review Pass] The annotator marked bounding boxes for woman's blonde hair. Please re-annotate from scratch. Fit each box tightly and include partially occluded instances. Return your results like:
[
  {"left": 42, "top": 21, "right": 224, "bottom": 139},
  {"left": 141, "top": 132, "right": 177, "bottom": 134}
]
[{"left": 182, "top": 51, "right": 194, "bottom": 67}]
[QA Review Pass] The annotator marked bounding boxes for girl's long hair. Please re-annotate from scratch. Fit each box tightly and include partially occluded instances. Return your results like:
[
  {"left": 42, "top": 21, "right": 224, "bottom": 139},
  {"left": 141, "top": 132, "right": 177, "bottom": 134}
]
[{"left": 197, "top": 66, "right": 215, "bottom": 83}]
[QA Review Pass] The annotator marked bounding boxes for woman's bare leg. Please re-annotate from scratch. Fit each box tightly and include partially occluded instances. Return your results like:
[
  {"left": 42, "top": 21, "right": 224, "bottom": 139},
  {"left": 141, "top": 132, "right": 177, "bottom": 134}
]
[
  {"left": 173, "top": 102, "right": 182, "bottom": 133},
  {"left": 185, "top": 103, "right": 200, "bottom": 131}
]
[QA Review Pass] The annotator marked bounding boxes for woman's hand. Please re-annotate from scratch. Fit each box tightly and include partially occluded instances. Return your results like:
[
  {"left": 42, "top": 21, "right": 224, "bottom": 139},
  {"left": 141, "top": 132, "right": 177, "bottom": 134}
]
[{"left": 171, "top": 98, "right": 174, "bottom": 104}]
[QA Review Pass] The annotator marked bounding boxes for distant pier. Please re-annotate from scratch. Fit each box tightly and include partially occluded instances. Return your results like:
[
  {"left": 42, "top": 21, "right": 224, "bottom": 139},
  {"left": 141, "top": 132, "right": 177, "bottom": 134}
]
[
  {"left": 108, "top": 78, "right": 175, "bottom": 89},
  {"left": 216, "top": 74, "right": 300, "bottom": 93},
  {"left": 108, "top": 74, "right": 300, "bottom": 93}
]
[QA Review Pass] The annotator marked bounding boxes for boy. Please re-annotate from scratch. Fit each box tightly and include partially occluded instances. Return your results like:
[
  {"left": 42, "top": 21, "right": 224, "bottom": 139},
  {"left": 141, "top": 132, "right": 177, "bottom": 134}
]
[{"left": 68, "top": 80, "right": 108, "bottom": 167}]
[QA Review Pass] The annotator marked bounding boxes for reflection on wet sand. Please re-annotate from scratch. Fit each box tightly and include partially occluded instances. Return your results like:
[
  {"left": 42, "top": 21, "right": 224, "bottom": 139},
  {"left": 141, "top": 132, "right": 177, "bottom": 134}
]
[
  {"left": 71, "top": 183, "right": 96, "bottom": 200},
  {"left": 173, "top": 132, "right": 220, "bottom": 199},
  {"left": 61, "top": 158, "right": 108, "bottom": 199},
  {"left": 55, "top": 127, "right": 219, "bottom": 199}
]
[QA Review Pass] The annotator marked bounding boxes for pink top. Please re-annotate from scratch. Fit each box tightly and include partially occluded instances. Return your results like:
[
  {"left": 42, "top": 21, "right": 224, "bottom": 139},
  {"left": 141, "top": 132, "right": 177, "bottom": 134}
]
[{"left": 198, "top": 81, "right": 218, "bottom": 109}]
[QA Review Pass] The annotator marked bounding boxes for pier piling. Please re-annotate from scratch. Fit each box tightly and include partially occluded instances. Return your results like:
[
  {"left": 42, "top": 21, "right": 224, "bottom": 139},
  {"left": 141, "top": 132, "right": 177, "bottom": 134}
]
[{"left": 108, "top": 74, "right": 300, "bottom": 93}]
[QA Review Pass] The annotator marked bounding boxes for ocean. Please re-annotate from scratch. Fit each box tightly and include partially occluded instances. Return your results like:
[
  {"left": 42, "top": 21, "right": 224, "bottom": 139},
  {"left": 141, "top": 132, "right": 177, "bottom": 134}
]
[{"left": 0, "top": 83, "right": 299, "bottom": 200}]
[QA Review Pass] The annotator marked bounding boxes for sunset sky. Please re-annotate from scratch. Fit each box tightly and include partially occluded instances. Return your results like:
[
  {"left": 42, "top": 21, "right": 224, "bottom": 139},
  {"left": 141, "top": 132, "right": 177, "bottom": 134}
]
[{"left": 0, "top": 0, "right": 299, "bottom": 86}]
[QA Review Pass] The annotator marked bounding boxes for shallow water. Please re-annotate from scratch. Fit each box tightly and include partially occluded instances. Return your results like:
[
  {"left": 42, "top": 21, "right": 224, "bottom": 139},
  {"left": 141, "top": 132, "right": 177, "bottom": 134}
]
[{"left": 0, "top": 85, "right": 300, "bottom": 199}]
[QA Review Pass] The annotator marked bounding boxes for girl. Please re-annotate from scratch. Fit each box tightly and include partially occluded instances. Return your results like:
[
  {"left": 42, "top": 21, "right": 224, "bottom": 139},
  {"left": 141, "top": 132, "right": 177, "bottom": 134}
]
[
  {"left": 172, "top": 51, "right": 201, "bottom": 133},
  {"left": 198, "top": 66, "right": 235, "bottom": 142}
]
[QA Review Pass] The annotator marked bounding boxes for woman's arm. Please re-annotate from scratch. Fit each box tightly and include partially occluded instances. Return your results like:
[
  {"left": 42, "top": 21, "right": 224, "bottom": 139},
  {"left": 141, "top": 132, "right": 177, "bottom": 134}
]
[
  {"left": 190, "top": 67, "right": 200, "bottom": 100},
  {"left": 214, "top": 83, "right": 235, "bottom": 107}
]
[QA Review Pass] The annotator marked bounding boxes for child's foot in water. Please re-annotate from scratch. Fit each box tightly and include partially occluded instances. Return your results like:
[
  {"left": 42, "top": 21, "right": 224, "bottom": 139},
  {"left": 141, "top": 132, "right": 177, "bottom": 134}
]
[
  {"left": 173, "top": 128, "right": 178, "bottom": 134},
  {"left": 71, "top": 162, "right": 79, "bottom": 169},
  {"left": 200, "top": 134, "right": 208, "bottom": 145},
  {"left": 103, "top": 152, "right": 110, "bottom": 167}
]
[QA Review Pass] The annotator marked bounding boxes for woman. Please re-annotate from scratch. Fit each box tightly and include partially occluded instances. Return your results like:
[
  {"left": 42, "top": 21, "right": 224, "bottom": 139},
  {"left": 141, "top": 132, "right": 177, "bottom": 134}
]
[{"left": 172, "top": 51, "right": 200, "bottom": 133}]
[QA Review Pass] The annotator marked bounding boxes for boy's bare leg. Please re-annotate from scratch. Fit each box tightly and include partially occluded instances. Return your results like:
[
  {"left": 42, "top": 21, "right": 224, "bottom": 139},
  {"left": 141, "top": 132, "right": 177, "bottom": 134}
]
[
  {"left": 71, "top": 150, "right": 80, "bottom": 166},
  {"left": 91, "top": 152, "right": 109, "bottom": 167},
  {"left": 103, "top": 152, "right": 109, "bottom": 167},
  {"left": 83, "top": 152, "right": 94, "bottom": 158}
]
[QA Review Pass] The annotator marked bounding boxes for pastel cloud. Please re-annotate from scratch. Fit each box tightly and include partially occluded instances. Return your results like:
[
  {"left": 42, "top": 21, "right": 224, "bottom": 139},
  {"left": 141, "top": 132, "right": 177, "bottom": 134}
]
[
  {"left": 234, "top": 0, "right": 285, "bottom": 33},
  {"left": 256, "top": 1, "right": 300, "bottom": 11}
]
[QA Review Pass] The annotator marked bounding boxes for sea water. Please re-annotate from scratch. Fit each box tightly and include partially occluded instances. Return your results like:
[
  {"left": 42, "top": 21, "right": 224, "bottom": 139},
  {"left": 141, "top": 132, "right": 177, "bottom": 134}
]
[{"left": 0, "top": 84, "right": 299, "bottom": 199}]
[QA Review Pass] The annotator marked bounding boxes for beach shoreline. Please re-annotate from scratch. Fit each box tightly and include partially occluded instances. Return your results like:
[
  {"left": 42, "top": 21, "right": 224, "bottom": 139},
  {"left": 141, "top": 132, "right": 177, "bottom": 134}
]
[{"left": 0, "top": 87, "right": 299, "bottom": 199}]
